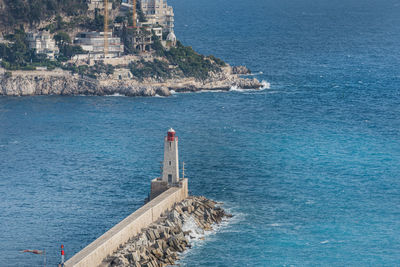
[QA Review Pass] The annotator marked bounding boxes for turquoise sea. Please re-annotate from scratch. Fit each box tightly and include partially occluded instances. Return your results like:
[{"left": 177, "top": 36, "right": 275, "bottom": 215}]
[{"left": 1, "top": 0, "right": 400, "bottom": 265}]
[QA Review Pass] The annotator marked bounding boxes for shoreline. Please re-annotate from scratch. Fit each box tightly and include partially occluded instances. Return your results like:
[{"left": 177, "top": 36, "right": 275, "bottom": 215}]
[{"left": 0, "top": 65, "right": 265, "bottom": 97}]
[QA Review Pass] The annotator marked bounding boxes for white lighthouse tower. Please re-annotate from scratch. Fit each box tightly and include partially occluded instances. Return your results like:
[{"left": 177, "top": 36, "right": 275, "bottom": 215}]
[
  {"left": 150, "top": 128, "right": 188, "bottom": 200},
  {"left": 162, "top": 128, "right": 179, "bottom": 184}
]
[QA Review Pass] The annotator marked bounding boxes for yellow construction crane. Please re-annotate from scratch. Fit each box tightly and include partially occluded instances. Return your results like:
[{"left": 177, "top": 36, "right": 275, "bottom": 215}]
[
  {"left": 132, "top": 0, "right": 137, "bottom": 28},
  {"left": 104, "top": 0, "right": 109, "bottom": 57}
]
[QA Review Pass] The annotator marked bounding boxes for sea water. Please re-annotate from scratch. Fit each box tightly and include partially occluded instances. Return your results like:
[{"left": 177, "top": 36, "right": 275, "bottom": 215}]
[{"left": 1, "top": 0, "right": 400, "bottom": 265}]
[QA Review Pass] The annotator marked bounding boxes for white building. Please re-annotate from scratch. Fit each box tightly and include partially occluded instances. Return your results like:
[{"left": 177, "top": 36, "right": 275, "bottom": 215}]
[
  {"left": 165, "top": 31, "right": 176, "bottom": 47},
  {"left": 26, "top": 31, "right": 59, "bottom": 59},
  {"left": 140, "top": 0, "right": 175, "bottom": 33},
  {"left": 74, "top": 32, "right": 124, "bottom": 59}
]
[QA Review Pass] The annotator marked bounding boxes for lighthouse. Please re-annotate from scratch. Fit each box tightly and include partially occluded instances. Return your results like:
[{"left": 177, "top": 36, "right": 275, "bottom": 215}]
[
  {"left": 162, "top": 128, "right": 179, "bottom": 184},
  {"left": 150, "top": 128, "right": 188, "bottom": 200}
]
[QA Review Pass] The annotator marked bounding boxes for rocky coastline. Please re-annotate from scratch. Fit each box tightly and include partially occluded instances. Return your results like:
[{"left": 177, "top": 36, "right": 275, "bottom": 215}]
[
  {"left": 101, "top": 196, "right": 232, "bottom": 267},
  {"left": 0, "top": 66, "right": 263, "bottom": 97}
]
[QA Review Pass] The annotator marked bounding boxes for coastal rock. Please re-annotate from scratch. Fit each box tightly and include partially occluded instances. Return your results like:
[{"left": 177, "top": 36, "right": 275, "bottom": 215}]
[
  {"left": 0, "top": 66, "right": 263, "bottom": 97},
  {"left": 234, "top": 78, "right": 263, "bottom": 89},
  {"left": 232, "top": 65, "right": 251, "bottom": 75}
]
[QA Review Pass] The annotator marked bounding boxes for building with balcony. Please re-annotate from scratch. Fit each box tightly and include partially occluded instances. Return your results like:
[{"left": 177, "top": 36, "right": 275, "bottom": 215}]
[
  {"left": 140, "top": 0, "right": 175, "bottom": 33},
  {"left": 26, "top": 31, "right": 59, "bottom": 59},
  {"left": 74, "top": 31, "right": 124, "bottom": 59}
]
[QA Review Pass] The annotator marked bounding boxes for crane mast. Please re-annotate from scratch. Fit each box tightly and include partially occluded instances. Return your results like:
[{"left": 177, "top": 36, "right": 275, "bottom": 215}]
[
  {"left": 104, "top": 0, "right": 109, "bottom": 57},
  {"left": 132, "top": 0, "right": 137, "bottom": 28}
]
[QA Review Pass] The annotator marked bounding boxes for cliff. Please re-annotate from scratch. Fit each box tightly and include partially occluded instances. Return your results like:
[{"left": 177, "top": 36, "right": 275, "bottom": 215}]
[{"left": 0, "top": 66, "right": 263, "bottom": 97}]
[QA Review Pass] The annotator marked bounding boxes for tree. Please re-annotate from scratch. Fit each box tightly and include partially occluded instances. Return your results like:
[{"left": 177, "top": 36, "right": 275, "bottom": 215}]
[{"left": 54, "top": 32, "right": 71, "bottom": 46}]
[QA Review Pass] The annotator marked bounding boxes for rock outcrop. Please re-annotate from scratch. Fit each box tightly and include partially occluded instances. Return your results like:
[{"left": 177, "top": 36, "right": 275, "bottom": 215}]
[
  {"left": 0, "top": 65, "right": 263, "bottom": 97},
  {"left": 101, "top": 196, "right": 232, "bottom": 267},
  {"left": 232, "top": 65, "right": 251, "bottom": 75}
]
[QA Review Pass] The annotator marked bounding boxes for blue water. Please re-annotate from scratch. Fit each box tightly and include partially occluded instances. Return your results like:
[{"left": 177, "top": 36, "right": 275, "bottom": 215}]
[{"left": 1, "top": 0, "right": 400, "bottom": 266}]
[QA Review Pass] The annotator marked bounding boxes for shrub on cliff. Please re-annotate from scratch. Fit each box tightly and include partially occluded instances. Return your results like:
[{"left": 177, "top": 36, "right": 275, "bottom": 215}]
[
  {"left": 164, "top": 42, "right": 222, "bottom": 80},
  {"left": 129, "top": 59, "right": 171, "bottom": 81},
  {"left": 0, "top": 0, "right": 88, "bottom": 28},
  {"left": 4, "top": 71, "right": 12, "bottom": 79},
  {"left": 208, "top": 55, "right": 226, "bottom": 67},
  {"left": 150, "top": 38, "right": 226, "bottom": 80}
]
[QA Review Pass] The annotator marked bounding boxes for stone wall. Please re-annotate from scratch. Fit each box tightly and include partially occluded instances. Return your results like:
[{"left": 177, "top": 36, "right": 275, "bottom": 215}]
[{"left": 64, "top": 179, "right": 188, "bottom": 267}]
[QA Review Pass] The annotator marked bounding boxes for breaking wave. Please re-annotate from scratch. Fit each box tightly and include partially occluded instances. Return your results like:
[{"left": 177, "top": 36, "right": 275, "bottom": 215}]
[
  {"left": 244, "top": 71, "right": 264, "bottom": 76},
  {"left": 154, "top": 94, "right": 167, "bottom": 98},
  {"left": 105, "top": 93, "right": 126, "bottom": 97},
  {"left": 229, "top": 80, "right": 271, "bottom": 92}
]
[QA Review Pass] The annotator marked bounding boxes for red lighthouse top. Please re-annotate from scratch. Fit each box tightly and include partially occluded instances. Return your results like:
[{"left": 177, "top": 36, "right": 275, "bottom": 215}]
[{"left": 167, "top": 128, "right": 176, "bottom": 141}]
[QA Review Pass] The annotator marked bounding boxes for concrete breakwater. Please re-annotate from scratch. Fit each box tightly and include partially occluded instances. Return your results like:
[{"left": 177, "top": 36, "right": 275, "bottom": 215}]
[
  {"left": 64, "top": 179, "right": 189, "bottom": 267},
  {"left": 102, "top": 196, "right": 231, "bottom": 267},
  {"left": 64, "top": 129, "right": 229, "bottom": 267}
]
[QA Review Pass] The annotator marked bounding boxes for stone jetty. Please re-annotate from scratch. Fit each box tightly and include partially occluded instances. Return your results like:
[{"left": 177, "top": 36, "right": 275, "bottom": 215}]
[{"left": 102, "top": 196, "right": 232, "bottom": 267}]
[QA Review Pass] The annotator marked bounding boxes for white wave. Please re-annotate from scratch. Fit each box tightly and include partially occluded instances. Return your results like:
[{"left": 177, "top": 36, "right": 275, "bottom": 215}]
[
  {"left": 182, "top": 216, "right": 205, "bottom": 241},
  {"left": 195, "top": 90, "right": 225, "bottom": 93},
  {"left": 105, "top": 93, "right": 125, "bottom": 97},
  {"left": 261, "top": 80, "right": 271, "bottom": 89},
  {"left": 170, "top": 90, "right": 177, "bottom": 94},
  {"left": 230, "top": 80, "right": 271, "bottom": 93},
  {"left": 180, "top": 206, "right": 241, "bottom": 244},
  {"left": 320, "top": 240, "right": 330, "bottom": 244},
  {"left": 268, "top": 223, "right": 282, "bottom": 227},
  {"left": 154, "top": 94, "right": 166, "bottom": 98},
  {"left": 177, "top": 205, "right": 242, "bottom": 266},
  {"left": 244, "top": 71, "right": 264, "bottom": 76}
]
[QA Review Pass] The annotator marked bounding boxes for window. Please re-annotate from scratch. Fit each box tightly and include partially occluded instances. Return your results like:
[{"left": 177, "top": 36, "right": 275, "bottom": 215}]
[{"left": 168, "top": 174, "right": 172, "bottom": 183}]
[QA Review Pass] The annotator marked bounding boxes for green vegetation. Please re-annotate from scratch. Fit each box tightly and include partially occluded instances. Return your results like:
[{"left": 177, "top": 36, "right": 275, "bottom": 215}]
[
  {"left": 0, "top": 0, "right": 227, "bottom": 81},
  {"left": 86, "top": 9, "right": 105, "bottom": 31},
  {"left": 163, "top": 42, "right": 225, "bottom": 80},
  {"left": 165, "top": 42, "right": 220, "bottom": 80},
  {"left": 129, "top": 59, "right": 171, "bottom": 81},
  {"left": 0, "top": 29, "right": 85, "bottom": 70},
  {"left": 132, "top": 38, "right": 226, "bottom": 80},
  {"left": 62, "top": 62, "right": 115, "bottom": 79},
  {"left": 208, "top": 55, "right": 226, "bottom": 67},
  {"left": 54, "top": 31, "right": 71, "bottom": 45},
  {"left": 4, "top": 71, "right": 12, "bottom": 78},
  {"left": 0, "top": 0, "right": 88, "bottom": 28},
  {"left": 43, "top": 11, "right": 107, "bottom": 34}
]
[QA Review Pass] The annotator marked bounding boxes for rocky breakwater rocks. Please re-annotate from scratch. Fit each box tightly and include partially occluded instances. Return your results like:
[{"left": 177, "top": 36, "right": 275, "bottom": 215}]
[{"left": 102, "top": 196, "right": 232, "bottom": 267}]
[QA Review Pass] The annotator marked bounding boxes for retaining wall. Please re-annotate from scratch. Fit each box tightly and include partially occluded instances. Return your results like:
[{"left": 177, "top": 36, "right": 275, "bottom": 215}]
[{"left": 64, "top": 179, "right": 188, "bottom": 267}]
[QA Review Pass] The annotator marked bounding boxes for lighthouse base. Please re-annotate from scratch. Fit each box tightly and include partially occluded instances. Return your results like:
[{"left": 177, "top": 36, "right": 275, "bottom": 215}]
[{"left": 150, "top": 178, "right": 188, "bottom": 201}]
